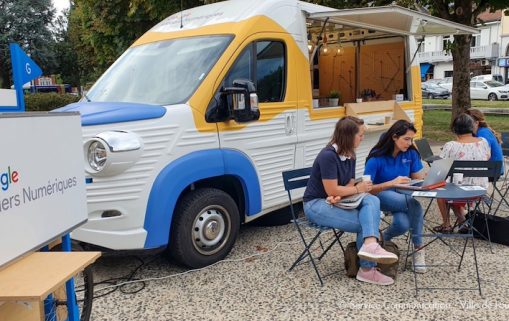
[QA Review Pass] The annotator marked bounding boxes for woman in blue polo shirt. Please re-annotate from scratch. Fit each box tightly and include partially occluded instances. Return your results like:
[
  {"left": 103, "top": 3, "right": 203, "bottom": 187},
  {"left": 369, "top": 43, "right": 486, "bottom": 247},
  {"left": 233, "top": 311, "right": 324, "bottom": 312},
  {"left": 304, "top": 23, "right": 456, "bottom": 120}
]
[
  {"left": 364, "top": 120, "right": 426, "bottom": 273},
  {"left": 466, "top": 109, "right": 504, "bottom": 175}
]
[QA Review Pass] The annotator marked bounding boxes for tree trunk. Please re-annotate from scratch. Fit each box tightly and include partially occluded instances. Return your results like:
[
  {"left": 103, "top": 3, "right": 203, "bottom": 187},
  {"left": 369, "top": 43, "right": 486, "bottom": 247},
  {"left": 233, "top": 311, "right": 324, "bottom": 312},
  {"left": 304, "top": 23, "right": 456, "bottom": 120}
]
[{"left": 451, "top": 34, "right": 472, "bottom": 120}]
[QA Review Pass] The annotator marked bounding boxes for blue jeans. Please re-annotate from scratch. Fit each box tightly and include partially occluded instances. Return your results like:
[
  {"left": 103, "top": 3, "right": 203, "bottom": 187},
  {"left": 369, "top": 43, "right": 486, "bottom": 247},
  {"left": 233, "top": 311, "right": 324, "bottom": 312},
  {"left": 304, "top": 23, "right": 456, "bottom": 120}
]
[
  {"left": 303, "top": 194, "right": 380, "bottom": 268},
  {"left": 378, "top": 190, "right": 423, "bottom": 246}
]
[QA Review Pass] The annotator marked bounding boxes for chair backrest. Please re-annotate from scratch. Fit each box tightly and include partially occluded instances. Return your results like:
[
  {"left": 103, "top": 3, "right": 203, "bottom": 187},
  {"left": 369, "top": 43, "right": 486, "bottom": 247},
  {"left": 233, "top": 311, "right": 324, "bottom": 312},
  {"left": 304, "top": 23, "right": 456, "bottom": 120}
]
[
  {"left": 282, "top": 167, "right": 312, "bottom": 192},
  {"left": 502, "top": 132, "right": 509, "bottom": 157},
  {"left": 282, "top": 167, "right": 312, "bottom": 221},
  {"left": 448, "top": 160, "right": 502, "bottom": 183},
  {"left": 414, "top": 138, "right": 434, "bottom": 159}
]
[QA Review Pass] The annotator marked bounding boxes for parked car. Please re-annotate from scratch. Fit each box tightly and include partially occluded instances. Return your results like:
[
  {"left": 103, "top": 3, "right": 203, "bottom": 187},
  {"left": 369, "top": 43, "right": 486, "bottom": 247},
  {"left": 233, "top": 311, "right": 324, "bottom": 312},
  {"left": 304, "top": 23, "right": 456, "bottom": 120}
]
[
  {"left": 471, "top": 74, "right": 504, "bottom": 83},
  {"left": 470, "top": 80, "right": 509, "bottom": 100},
  {"left": 421, "top": 82, "right": 450, "bottom": 99},
  {"left": 437, "top": 77, "right": 453, "bottom": 92}
]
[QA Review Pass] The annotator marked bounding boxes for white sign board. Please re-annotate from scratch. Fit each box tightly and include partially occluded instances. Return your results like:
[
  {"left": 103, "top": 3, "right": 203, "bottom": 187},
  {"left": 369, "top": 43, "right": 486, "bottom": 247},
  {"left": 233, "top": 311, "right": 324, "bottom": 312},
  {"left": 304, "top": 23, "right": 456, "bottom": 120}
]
[
  {"left": 0, "top": 112, "right": 87, "bottom": 268},
  {"left": 0, "top": 89, "right": 17, "bottom": 108}
]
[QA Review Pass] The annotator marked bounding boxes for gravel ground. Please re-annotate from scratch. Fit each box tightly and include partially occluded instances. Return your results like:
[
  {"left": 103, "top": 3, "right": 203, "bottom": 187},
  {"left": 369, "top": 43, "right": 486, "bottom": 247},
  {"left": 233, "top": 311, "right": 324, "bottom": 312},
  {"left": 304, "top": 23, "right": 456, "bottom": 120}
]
[
  {"left": 88, "top": 147, "right": 509, "bottom": 321},
  {"left": 87, "top": 196, "right": 509, "bottom": 321}
]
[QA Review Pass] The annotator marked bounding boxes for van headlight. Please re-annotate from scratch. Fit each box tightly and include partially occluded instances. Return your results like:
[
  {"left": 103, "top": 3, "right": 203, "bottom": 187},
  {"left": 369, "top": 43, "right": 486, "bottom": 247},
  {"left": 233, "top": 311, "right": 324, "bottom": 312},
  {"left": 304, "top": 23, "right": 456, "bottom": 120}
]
[
  {"left": 84, "top": 131, "right": 143, "bottom": 177},
  {"left": 88, "top": 140, "right": 107, "bottom": 171}
]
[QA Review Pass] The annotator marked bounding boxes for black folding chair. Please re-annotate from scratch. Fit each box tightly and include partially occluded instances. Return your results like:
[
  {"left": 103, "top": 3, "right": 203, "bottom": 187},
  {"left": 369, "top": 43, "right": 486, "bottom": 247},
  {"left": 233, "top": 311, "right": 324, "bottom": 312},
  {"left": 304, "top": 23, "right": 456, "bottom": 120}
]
[
  {"left": 491, "top": 132, "right": 509, "bottom": 217},
  {"left": 447, "top": 160, "right": 502, "bottom": 253},
  {"left": 282, "top": 168, "right": 345, "bottom": 286},
  {"left": 414, "top": 138, "right": 442, "bottom": 165}
]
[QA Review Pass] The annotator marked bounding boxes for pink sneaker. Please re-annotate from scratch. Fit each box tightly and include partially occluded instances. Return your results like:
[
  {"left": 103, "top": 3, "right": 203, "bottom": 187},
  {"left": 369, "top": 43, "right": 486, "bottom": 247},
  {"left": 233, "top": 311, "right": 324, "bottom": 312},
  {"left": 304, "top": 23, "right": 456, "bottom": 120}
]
[
  {"left": 357, "top": 242, "right": 398, "bottom": 264},
  {"left": 356, "top": 267, "right": 394, "bottom": 286}
]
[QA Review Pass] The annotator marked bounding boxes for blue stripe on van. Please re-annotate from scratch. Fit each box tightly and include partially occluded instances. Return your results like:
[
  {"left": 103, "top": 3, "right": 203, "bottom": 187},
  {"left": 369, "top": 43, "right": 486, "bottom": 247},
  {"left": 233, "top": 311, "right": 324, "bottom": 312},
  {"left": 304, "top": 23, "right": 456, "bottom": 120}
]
[
  {"left": 54, "top": 102, "right": 166, "bottom": 126},
  {"left": 143, "top": 149, "right": 261, "bottom": 249}
]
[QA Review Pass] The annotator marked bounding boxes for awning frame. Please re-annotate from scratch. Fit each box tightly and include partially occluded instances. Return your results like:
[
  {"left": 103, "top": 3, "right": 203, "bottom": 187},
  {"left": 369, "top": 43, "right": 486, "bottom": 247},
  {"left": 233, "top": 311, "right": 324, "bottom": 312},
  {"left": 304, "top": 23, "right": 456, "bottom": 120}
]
[{"left": 307, "top": 5, "right": 478, "bottom": 37}]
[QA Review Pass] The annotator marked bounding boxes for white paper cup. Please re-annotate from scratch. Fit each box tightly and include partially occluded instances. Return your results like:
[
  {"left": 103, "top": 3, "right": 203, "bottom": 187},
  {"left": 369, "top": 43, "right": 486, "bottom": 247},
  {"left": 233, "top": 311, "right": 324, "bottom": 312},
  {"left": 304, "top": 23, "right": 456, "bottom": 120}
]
[
  {"left": 452, "top": 173, "right": 463, "bottom": 185},
  {"left": 362, "top": 175, "right": 371, "bottom": 182},
  {"left": 356, "top": 98, "right": 363, "bottom": 103}
]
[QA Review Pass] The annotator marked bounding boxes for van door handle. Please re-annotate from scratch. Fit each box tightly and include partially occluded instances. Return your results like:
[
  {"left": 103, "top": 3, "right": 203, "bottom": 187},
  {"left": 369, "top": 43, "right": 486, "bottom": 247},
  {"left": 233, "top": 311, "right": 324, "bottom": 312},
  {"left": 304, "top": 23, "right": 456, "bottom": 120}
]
[{"left": 285, "top": 114, "right": 292, "bottom": 135}]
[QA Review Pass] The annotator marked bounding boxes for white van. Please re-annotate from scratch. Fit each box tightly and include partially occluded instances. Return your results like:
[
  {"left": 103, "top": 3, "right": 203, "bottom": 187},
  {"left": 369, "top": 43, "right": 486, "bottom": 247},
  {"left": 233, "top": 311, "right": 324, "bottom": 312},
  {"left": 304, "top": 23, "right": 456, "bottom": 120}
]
[
  {"left": 58, "top": 0, "right": 475, "bottom": 267},
  {"left": 471, "top": 74, "right": 504, "bottom": 83}
]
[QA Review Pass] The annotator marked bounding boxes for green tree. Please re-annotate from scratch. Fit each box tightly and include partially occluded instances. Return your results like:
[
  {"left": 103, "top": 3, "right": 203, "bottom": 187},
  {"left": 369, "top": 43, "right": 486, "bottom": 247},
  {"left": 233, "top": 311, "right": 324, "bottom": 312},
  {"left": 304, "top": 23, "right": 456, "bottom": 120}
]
[
  {"left": 421, "top": 1, "right": 508, "bottom": 119},
  {"left": 0, "top": 0, "right": 56, "bottom": 88},
  {"left": 68, "top": 0, "right": 205, "bottom": 84}
]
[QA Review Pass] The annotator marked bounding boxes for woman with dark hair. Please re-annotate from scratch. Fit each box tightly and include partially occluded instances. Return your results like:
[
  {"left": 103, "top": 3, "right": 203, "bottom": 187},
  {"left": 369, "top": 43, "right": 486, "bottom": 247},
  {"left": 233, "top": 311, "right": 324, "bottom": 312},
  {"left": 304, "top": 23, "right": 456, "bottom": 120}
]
[
  {"left": 364, "top": 120, "right": 426, "bottom": 273},
  {"left": 434, "top": 113, "right": 490, "bottom": 233},
  {"left": 303, "top": 116, "right": 398, "bottom": 286},
  {"left": 465, "top": 109, "right": 504, "bottom": 175}
]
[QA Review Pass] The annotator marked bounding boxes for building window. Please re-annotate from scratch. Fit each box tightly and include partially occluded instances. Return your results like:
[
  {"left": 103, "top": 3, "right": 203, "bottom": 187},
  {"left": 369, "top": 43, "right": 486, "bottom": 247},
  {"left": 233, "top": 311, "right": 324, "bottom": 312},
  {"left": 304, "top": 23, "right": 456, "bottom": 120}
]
[
  {"left": 444, "top": 71, "right": 453, "bottom": 78},
  {"left": 471, "top": 34, "right": 480, "bottom": 47},
  {"left": 442, "top": 36, "right": 452, "bottom": 51}
]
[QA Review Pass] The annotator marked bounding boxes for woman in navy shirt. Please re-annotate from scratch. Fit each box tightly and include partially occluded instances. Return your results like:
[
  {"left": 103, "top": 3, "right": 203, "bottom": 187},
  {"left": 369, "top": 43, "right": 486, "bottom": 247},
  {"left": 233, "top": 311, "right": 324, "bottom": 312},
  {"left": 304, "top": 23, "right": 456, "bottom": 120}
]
[
  {"left": 364, "top": 120, "right": 426, "bottom": 273},
  {"left": 304, "top": 116, "right": 398, "bottom": 286},
  {"left": 466, "top": 109, "right": 504, "bottom": 175}
]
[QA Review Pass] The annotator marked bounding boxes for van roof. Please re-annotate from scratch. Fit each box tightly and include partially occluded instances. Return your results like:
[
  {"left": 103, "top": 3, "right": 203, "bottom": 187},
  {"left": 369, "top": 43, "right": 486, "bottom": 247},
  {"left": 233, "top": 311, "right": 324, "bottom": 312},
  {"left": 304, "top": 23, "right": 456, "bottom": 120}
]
[
  {"left": 150, "top": 0, "right": 323, "bottom": 34},
  {"left": 150, "top": 0, "right": 477, "bottom": 36}
]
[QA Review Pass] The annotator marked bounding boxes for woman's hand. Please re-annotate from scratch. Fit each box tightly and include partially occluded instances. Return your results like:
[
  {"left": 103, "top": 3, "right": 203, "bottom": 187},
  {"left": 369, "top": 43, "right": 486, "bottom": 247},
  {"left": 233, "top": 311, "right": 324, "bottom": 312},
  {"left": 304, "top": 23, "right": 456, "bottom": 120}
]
[
  {"left": 390, "top": 176, "right": 411, "bottom": 186},
  {"left": 326, "top": 195, "right": 342, "bottom": 204},
  {"left": 356, "top": 181, "right": 373, "bottom": 193}
]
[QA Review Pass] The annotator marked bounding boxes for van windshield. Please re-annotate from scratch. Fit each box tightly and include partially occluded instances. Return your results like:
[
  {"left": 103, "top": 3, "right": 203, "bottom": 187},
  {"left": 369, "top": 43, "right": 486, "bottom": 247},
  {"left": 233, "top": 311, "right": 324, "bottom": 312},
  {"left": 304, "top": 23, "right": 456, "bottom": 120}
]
[{"left": 85, "top": 35, "right": 233, "bottom": 105}]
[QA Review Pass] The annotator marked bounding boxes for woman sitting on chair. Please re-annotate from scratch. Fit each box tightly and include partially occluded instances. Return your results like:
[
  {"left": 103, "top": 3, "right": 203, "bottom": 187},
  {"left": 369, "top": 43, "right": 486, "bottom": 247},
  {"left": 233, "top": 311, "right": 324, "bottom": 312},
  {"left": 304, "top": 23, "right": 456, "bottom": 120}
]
[
  {"left": 434, "top": 113, "right": 490, "bottom": 233},
  {"left": 303, "top": 116, "right": 398, "bottom": 286},
  {"left": 465, "top": 109, "right": 504, "bottom": 176},
  {"left": 364, "top": 120, "right": 426, "bottom": 273}
]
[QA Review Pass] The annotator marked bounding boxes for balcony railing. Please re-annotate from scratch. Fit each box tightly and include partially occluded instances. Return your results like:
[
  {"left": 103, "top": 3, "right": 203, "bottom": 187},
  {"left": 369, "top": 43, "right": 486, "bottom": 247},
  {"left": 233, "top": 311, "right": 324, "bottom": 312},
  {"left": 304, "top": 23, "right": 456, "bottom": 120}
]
[{"left": 418, "top": 43, "right": 500, "bottom": 63}]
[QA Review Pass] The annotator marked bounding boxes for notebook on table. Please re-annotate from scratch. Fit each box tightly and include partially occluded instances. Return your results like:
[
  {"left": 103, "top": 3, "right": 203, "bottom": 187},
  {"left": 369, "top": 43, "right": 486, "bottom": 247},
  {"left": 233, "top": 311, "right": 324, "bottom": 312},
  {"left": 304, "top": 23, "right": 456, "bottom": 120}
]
[{"left": 394, "top": 158, "right": 454, "bottom": 191}]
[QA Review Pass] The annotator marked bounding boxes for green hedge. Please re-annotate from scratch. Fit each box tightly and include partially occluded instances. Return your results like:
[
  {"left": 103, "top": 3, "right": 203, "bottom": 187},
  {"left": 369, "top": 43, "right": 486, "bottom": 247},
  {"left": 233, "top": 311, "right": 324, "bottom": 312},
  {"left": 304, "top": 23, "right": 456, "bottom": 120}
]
[{"left": 25, "top": 93, "right": 80, "bottom": 112}]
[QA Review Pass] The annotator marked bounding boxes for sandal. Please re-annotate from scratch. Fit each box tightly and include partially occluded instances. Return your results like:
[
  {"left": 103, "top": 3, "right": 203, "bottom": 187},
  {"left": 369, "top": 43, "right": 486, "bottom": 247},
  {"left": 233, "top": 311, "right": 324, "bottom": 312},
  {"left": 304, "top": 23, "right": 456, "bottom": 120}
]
[{"left": 432, "top": 224, "right": 453, "bottom": 233}]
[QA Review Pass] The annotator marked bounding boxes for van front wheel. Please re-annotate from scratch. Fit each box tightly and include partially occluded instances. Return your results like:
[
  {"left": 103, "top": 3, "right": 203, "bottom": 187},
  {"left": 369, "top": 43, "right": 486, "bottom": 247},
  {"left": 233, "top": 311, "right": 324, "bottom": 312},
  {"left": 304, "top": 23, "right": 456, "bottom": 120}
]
[{"left": 169, "top": 188, "right": 240, "bottom": 268}]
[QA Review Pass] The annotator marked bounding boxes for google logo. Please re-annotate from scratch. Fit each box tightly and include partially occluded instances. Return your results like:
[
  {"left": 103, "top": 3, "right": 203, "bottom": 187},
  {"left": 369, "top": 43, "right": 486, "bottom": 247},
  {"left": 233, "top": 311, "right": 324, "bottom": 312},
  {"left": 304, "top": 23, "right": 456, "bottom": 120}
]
[{"left": 1, "top": 167, "right": 19, "bottom": 191}]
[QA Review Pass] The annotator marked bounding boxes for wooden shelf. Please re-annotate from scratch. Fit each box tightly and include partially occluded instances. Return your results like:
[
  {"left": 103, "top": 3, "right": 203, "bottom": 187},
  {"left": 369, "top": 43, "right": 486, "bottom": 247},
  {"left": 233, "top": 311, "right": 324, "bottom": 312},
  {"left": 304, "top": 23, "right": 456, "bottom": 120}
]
[{"left": 0, "top": 252, "right": 100, "bottom": 301}]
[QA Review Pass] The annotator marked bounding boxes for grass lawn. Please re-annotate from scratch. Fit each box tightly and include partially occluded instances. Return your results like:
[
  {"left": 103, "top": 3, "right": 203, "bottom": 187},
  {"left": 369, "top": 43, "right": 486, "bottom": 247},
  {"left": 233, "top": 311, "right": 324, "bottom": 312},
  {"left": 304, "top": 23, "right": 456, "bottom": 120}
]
[
  {"left": 422, "top": 98, "right": 509, "bottom": 108},
  {"left": 423, "top": 110, "right": 509, "bottom": 143}
]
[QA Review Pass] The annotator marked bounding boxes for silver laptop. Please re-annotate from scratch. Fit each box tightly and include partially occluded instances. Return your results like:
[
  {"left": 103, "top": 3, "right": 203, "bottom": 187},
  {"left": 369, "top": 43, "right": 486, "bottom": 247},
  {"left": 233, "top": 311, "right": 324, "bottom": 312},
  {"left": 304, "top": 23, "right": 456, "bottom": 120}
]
[{"left": 395, "top": 158, "right": 454, "bottom": 190}]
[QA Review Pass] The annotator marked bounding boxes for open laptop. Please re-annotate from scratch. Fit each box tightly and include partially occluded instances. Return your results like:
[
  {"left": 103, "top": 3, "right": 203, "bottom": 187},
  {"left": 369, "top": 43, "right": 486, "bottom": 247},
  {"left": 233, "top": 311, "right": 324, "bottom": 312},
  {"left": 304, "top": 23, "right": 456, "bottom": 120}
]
[
  {"left": 415, "top": 138, "right": 442, "bottom": 164},
  {"left": 395, "top": 158, "right": 454, "bottom": 191}
]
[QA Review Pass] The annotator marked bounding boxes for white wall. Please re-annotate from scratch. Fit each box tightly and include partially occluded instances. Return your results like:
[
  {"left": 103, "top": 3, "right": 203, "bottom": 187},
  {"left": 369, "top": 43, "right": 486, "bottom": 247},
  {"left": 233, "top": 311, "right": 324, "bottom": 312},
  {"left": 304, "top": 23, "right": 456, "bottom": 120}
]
[{"left": 433, "top": 62, "right": 453, "bottom": 79}]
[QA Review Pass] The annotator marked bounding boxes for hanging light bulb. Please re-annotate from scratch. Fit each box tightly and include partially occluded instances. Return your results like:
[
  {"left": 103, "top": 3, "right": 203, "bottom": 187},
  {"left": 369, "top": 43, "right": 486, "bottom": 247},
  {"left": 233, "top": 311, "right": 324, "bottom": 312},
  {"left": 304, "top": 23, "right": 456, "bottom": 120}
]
[
  {"left": 307, "top": 32, "right": 314, "bottom": 54},
  {"left": 320, "top": 30, "right": 329, "bottom": 56},
  {"left": 335, "top": 35, "right": 344, "bottom": 56}
]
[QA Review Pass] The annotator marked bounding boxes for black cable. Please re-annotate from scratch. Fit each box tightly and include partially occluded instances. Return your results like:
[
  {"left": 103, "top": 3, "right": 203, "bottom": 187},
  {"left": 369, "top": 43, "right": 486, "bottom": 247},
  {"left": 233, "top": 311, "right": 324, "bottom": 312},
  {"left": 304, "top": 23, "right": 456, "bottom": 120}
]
[{"left": 75, "top": 255, "right": 160, "bottom": 300}]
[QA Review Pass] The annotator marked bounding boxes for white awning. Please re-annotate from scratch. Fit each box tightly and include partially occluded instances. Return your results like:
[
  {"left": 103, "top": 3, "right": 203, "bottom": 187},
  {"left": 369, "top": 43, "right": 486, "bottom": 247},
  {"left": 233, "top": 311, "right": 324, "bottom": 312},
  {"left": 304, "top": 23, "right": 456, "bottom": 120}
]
[{"left": 308, "top": 5, "right": 478, "bottom": 37}]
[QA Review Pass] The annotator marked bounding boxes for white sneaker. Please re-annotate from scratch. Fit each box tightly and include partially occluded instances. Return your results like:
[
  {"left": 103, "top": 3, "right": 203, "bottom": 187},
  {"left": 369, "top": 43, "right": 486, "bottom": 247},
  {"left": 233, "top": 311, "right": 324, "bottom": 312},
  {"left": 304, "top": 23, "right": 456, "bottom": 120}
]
[{"left": 411, "top": 249, "right": 427, "bottom": 274}]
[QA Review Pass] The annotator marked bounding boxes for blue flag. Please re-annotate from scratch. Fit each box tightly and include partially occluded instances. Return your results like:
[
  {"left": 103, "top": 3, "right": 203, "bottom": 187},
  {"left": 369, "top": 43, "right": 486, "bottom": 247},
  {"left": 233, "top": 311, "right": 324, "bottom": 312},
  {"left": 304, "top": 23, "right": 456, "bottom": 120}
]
[
  {"left": 10, "top": 43, "right": 42, "bottom": 85},
  {"left": 8, "top": 43, "right": 43, "bottom": 112}
]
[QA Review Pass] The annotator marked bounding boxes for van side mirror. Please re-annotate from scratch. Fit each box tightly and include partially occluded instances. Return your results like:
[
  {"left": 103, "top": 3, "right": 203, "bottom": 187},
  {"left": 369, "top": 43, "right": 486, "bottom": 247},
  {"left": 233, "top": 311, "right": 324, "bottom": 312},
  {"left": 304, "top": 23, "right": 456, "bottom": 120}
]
[
  {"left": 205, "top": 79, "right": 260, "bottom": 123},
  {"left": 221, "top": 79, "right": 260, "bottom": 123}
]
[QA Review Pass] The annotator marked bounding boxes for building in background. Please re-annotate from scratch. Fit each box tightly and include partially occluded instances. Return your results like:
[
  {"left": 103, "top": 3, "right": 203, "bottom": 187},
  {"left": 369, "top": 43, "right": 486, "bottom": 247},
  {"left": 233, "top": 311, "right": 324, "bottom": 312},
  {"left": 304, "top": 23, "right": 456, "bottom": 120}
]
[
  {"left": 498, "top": 10, "right": 509, "bottom": 83},
  {"left": 419, "top": 9, "right": 508, "bottom": 83}
]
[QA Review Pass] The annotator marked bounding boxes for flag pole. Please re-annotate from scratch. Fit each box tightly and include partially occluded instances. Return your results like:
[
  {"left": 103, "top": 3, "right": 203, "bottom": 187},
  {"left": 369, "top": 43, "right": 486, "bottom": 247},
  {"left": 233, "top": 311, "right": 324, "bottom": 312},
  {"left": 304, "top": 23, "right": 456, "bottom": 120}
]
[{"left": 9, "top": 43, "right": 26, "bottom": 112}]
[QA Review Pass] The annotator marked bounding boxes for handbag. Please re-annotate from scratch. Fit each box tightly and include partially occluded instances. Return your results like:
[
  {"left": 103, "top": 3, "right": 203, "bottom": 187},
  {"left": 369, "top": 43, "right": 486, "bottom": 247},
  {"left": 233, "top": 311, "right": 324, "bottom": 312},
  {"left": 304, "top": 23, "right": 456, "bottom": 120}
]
[
  {"left": 344, "top": 240, "right": 400, "bottom": 279},
  {"left": 472, "top": 210, "right": 509, "bottom": 246}
]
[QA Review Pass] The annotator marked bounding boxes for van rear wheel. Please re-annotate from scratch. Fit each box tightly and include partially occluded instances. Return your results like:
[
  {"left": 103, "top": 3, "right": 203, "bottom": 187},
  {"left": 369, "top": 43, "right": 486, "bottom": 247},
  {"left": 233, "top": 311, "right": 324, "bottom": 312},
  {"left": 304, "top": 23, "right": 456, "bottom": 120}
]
[{"left": 169, "top": 188, "right": 240, "bottom": 268}]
